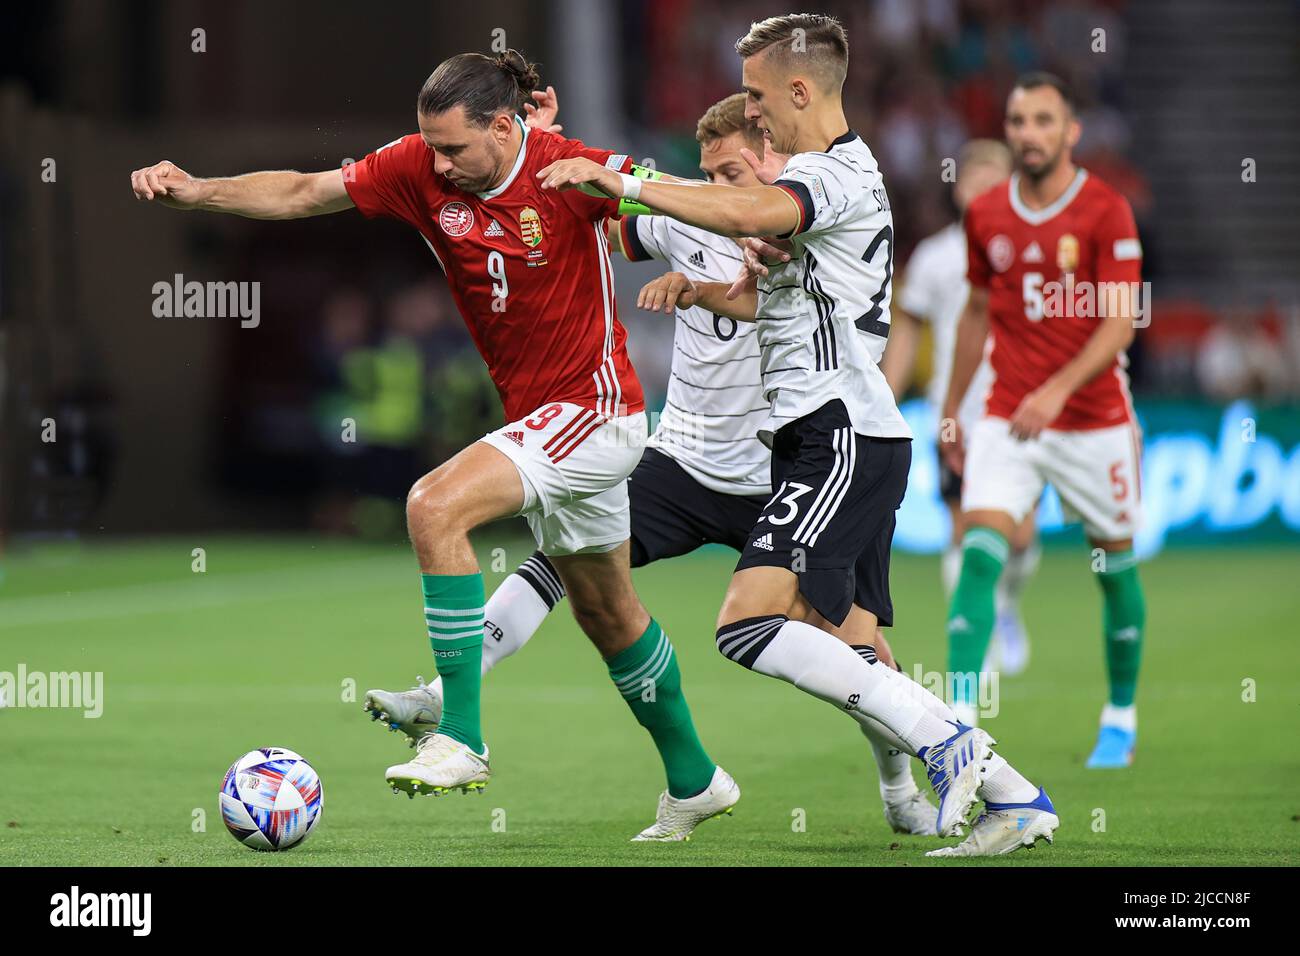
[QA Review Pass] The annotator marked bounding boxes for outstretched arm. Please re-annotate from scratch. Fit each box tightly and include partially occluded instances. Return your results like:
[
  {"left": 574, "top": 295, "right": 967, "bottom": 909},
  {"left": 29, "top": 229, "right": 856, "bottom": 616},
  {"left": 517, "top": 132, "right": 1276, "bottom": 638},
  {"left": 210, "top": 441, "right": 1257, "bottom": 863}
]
[
  {"left": 130, "top": 160, "right": 353, "bottom": 220},
  {"left": 537, "top": 157, "right": 801, "bottom": 238}
]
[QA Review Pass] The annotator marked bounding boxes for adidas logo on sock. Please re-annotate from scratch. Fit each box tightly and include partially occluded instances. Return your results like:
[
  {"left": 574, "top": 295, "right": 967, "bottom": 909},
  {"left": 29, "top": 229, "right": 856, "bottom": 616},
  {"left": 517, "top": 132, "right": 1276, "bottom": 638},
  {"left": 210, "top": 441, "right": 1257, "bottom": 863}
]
[
  {"left": 948, "top": 614, "right": 970, "bottom": 633},
  {"left": 485, "top": 219, "right": 505, "bottom": 238},
  {"left": 504, "top": 430, "right": 524, "bottom": 447},
  {"left": 752, "top": 532, "right": 774, "bottom": 551},
  {"left": 688, "top": 249, "right": 705, "bottom": 270}
]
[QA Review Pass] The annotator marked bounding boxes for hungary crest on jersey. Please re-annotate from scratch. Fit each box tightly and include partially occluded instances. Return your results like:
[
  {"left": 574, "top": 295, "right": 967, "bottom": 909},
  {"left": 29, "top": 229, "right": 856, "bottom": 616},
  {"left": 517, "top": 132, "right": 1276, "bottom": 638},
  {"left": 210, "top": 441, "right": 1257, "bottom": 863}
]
[{"left": 519, "top": 206, "right": 543, "bottom": 247}]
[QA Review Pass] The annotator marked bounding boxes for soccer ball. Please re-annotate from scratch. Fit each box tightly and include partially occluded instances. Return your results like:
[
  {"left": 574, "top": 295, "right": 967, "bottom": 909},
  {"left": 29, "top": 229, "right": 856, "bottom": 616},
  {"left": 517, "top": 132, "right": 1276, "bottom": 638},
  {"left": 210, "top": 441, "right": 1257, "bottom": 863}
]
[{"left": 220, "top": 747, "right": 324, "bottom": 851}]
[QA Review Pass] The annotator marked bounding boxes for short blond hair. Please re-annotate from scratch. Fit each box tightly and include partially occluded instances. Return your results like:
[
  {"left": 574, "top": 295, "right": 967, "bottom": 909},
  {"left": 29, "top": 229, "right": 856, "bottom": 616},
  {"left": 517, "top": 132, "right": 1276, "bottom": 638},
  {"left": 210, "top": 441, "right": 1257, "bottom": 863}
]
[
  {"left": 695, "top": 93, "right": 764, "bottom": 151},
  {"left": 735, "top": 13, "right": 849, "bottom": 90},
  {"left": 959, "top": 139, "right": 1014, "bottom": 175}
]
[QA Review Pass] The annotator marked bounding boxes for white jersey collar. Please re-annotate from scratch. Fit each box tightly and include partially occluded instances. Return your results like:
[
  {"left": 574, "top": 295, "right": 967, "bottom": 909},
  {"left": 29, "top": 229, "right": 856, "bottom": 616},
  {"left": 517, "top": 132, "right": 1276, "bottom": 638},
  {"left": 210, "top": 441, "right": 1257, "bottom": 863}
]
[
  {"left": 1008, "top": 168, "right": 1087, "bottom": 225},
  {"left": 476, "top": 115, "right": 529, "bottom": 201}
]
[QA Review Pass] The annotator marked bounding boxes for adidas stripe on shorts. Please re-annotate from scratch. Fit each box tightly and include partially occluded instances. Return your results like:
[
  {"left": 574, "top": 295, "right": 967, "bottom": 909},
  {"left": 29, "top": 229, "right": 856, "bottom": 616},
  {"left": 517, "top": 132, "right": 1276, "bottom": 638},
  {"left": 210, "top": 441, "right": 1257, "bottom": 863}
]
[
  {"left": 735, "top": 399, "right": 911, "bottom": 627},
  {"left": 480, "top": 401, "right": 647, "bottom": 556}
]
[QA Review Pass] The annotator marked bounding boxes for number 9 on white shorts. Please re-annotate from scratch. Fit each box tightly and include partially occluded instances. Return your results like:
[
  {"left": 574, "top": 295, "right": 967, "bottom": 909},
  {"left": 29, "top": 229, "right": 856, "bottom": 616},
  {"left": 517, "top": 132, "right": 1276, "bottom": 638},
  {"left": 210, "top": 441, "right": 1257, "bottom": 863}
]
[{"left": 479, "top": 402, "right": 648, "bottom": 556}]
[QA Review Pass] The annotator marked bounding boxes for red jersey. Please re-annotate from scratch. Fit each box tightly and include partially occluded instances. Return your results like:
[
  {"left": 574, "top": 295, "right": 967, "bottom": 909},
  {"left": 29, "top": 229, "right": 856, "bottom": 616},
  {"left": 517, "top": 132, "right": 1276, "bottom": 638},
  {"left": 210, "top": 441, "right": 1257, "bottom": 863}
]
[
  {"left": 965, "top": 169, "right": 1142, "bottom": 430},
  {"left": 345, "top": 117, "right": 644, "bottom": 421}
]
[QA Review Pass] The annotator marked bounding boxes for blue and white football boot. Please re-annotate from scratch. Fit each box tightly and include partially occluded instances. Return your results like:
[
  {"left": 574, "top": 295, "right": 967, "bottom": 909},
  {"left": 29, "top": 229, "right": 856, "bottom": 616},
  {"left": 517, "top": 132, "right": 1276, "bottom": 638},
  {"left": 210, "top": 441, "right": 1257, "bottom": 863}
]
[
  {"left": 926, "top": 787, "right": 1059, "bottom": 857},
  {"left": 919, "top": 722, "right": 995, "bottom": 837}
]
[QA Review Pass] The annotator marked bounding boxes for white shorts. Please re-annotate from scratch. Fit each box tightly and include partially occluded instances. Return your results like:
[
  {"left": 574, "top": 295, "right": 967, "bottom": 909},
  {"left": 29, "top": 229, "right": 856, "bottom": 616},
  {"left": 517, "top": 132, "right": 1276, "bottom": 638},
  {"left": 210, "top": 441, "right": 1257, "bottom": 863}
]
[
  {"left": 480, "top": 402, "right": 647, "bottom": 556},
  {"left": 962, "top": 416, "right": 1143, "bottom": 542}
]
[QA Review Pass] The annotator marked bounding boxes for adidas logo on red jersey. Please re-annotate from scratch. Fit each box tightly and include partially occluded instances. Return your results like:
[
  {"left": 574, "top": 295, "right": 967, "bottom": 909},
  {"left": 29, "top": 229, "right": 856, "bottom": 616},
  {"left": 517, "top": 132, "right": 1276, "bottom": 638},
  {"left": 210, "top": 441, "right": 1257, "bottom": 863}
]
[
  {"left": 484, "top": 219, "right": 505, "bottom": 238},
  {"left": 504, "top": 430, "right": 525, "bottom": 447},
  {"left": 1022, "top": 241, "right": 1044, "bottom": 263}
]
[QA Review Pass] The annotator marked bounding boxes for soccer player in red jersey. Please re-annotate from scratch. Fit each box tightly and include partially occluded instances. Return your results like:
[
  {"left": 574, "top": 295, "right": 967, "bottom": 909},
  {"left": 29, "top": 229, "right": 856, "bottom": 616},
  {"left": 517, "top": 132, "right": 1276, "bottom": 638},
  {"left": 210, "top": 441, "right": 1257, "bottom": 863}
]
[
  {"left": 940, "top": 73, "right": 1147, "bottom": 768},
  {"left": 129, "top": 50, "right": 739, "bottom": 838}
]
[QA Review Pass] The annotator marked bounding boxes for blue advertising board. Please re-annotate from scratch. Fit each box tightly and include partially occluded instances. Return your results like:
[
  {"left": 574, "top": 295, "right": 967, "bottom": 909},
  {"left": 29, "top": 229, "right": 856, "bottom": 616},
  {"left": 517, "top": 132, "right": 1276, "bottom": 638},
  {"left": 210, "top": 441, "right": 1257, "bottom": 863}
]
[{"left": 895, "top": 399, "right": 1300, "bottom": 557}]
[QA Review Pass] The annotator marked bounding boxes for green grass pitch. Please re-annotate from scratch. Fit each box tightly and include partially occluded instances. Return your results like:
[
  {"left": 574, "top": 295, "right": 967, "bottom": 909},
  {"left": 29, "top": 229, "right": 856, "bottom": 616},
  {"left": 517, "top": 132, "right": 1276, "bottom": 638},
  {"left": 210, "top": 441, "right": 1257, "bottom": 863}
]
[{"left": 1, "top": 535, "right": 1297, "bottom": 866}]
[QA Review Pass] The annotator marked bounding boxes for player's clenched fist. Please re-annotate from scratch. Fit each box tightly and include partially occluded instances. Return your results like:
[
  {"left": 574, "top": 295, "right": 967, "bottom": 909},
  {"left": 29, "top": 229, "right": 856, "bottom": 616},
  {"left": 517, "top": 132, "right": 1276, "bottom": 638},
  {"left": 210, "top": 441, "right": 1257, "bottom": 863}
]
[
  {"left": 637, "top": 272, "right": 698, "bottom": 314},
  {"left": 130, "top": 160, "right": 204, "bottom": 208}
]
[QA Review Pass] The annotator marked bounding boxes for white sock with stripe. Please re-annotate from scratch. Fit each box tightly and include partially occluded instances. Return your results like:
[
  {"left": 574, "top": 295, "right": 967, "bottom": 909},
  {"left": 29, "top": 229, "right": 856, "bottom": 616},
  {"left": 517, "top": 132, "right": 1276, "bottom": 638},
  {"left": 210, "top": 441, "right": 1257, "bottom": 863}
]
[
  {"left": 732, "top": 618, "right": 955, "bottom": 755},
  {"left": 849, "top": 645, "right": 919, "bottom": 799}
]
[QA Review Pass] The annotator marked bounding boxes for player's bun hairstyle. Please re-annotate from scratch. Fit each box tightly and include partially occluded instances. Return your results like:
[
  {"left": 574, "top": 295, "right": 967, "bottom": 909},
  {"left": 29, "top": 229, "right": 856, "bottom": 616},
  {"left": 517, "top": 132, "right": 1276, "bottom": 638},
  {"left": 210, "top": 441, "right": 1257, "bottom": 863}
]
[
  {"left": 417, "top": 50, "right": 541, "bottom": 127},
  {"left": 735, "top": 13, "right": 849, "bottom": 90},
  {"left": 1012, "top": 71, "right": 1077, "bottom": 114},
  {"left": 695, "top": 93, "right": 765, "bottom": 152}
]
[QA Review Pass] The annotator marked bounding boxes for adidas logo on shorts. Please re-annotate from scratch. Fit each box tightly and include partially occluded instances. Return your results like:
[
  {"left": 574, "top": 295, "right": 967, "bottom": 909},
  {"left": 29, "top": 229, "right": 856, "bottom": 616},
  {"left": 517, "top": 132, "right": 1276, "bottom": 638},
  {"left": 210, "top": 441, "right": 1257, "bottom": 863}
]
[
  {"left": 751, "top": 532, "right": 774, "bottom": 552},
  {"left": 485, "top": 219, "right": 505, "bottom": 238},
  {"left": 504, "top": 430, "right": 524, "bottom": 447},
  {"left": 688, "top": 249, "right": 705, "bottom": 270}
]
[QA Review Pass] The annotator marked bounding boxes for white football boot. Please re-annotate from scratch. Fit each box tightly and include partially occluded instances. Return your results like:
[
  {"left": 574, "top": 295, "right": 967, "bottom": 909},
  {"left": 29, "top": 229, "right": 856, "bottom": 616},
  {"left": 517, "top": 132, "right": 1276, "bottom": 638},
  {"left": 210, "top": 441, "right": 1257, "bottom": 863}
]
[
  {"left": 632, "top": 766, "right": 740, "bottom": 842},
  {"left": 386, "top": 732, "right": 489, "bottom": 797},
  {"left": 363, "top": 677, "right": 442, "bottom": 746},
  {"left": 883, "top": 790, "right": 941, "bottom": 835},
  {"left": 926, "top": 788, "right": 1058, "bottom": 857},
  {"left": 919, "top": 723, "right": 995, "bottom": 836}
]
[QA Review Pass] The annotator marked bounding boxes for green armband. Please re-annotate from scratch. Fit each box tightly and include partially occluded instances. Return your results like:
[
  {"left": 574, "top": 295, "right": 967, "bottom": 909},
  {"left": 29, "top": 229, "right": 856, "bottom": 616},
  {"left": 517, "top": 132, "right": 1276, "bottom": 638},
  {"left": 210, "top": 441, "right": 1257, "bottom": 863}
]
[
  {"left": 579, "top": 163, "right": 665, "bottom": 212},
  {"left": 617, "top": 165, "right": 664, "bottom": 215}
]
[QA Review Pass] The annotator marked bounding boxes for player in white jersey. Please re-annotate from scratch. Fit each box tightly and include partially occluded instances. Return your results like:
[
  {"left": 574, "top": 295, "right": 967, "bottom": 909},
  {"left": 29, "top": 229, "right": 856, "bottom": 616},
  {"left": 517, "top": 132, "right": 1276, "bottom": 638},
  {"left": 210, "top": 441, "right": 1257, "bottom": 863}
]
[
  {"left": 881, "top": 139, "right": 1040, "bottom": 678},
  {"left": 367, "top": 91, "right": 940, "bottom": 837},
  {"left": 538, "top": 14, "right": 1057, "bottom": 854}
]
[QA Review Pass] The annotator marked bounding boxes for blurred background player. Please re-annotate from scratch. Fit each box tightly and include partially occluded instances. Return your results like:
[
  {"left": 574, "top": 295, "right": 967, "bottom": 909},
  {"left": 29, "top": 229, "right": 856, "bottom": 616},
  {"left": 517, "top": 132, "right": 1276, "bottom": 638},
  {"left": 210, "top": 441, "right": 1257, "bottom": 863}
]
[
  {"left": 130, "top": 50, "right": 741, "bottom": 838},
  {"left": 940, "top": 72, "right": 1146, "bottom": 769},
  {"left": 882, "top": 138, "right": 1040, "bottom": 677},
  {"left": 368, "top": 89, "right": 940, "bottom": 836}
]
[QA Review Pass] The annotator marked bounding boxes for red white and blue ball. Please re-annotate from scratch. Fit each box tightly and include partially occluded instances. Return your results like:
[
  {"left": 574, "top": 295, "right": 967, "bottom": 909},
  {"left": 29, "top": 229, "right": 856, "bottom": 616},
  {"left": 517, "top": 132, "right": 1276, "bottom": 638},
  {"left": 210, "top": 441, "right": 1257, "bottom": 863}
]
[{"left": 220, "top": 748, "right": 324, "bottom": 851}]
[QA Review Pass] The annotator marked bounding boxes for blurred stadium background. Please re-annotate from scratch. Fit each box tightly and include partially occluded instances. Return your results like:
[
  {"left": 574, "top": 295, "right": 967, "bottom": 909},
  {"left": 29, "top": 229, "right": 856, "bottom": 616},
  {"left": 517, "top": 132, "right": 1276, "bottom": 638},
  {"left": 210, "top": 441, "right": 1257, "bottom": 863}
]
[
  {"left": 1, "top": 0, "right": 1298, "bottom": 552},
  {"left": 1, "top": 0, "right": 1299, "bottom": 868}
]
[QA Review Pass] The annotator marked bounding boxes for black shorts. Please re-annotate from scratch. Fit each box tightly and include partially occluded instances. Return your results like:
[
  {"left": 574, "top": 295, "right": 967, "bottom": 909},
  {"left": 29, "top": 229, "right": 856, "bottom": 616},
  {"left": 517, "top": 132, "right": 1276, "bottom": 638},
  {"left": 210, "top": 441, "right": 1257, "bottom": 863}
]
[
  {"left": 938, "top": 446, "right": 962, "bottom": 503},
  {"left": 734, "top": 400, "right": 911, "bottom": 628},
  {"left": 627, "top": 448, "right": 770, "bottom": 567}
]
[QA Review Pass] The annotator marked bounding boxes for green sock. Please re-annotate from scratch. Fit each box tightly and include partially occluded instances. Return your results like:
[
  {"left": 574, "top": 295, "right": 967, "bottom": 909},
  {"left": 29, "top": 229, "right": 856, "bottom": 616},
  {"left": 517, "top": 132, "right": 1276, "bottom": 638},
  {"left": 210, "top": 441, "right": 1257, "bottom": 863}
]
[
  {"left": 946, "top": 527, "right": 1008, "bottom": 706},
  {"left": 423, "top": 572, "right": 486, "bottom": 753},
  {"left": 607, "top": 619, "right": 716, "bottom": 799},
  {"left": 1094, "top": 550, "right": 1146, "bottom": 707}
]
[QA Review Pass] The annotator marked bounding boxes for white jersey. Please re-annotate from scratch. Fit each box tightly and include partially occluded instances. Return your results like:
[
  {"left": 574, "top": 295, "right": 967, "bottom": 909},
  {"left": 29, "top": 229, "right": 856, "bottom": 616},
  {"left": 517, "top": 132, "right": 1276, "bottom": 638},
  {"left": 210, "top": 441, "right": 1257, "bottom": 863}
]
[
  {"left": 758, "top": 131, "right": 912, "bottom": 445},
  {"left": 896, "top": 222, "right": 994, "bottom": 434},
  {"left": 620, "top": 216, "right": 771, "bottom": 496}
]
